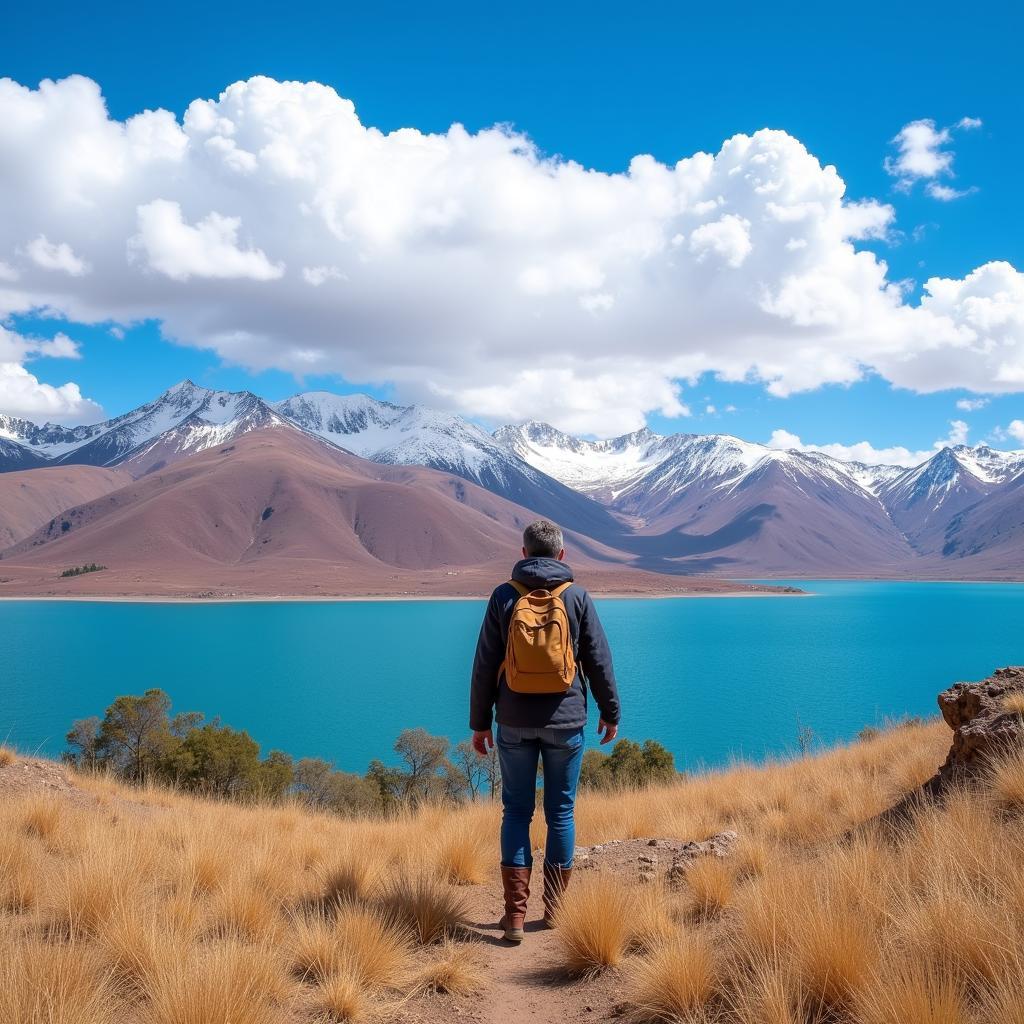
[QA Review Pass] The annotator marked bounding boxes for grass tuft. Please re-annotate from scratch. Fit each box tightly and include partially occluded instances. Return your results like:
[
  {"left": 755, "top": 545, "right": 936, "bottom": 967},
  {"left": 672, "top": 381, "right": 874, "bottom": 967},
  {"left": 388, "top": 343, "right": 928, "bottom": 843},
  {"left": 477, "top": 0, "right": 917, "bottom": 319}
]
[
  {"left": 854, "top": 962, "right": 969, "bottom": 1024},
  {"left": 554, "top": 872, "right": 634, "bottom": 972},
  {"left": 989, "top": 747, "right": 1024, "bottom": 809},
  {"left": 412, "top": 938, "right": 485, "bottom": 995},
  {"left": 684, "top": 856, "right": 735, "bottom": 919},
  {"left": 625, "top": 930, "right": 718, "bottom": 1020},
  {"left": 378, "top": 872, "right": 469, "bottom": 945},
  {"left": 142, "top": 940, "right": 285, "bottom": 1024},
  {"left": 289, "top": 904, "right": 413, "bottom": 987}
]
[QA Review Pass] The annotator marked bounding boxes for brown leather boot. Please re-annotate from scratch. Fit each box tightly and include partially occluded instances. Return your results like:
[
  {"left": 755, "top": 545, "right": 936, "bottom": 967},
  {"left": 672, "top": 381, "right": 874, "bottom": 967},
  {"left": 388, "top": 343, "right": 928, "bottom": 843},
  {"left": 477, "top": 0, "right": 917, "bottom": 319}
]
[
  {"left": 499, "top": 865, "right": 531, "bottom": 942},
  {"left": 542, "top": 862, "right": 573, "bottom": 928}
]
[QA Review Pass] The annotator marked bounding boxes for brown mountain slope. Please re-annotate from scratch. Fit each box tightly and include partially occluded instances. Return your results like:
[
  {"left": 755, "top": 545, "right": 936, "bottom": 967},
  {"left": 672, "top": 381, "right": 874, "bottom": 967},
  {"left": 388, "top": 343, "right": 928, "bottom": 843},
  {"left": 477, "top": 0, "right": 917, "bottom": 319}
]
[
  {"left": 0, "top": 429, "right": 776, "bottom": 598},
  {"left": 3, "top": 430, "right": 536, "bottom": 570},
  {"left": 624, "top": 454, "right": 914, "bottom": 575},
  {"left": 0, "top": 465, "right": 129, "bottom": 549}
]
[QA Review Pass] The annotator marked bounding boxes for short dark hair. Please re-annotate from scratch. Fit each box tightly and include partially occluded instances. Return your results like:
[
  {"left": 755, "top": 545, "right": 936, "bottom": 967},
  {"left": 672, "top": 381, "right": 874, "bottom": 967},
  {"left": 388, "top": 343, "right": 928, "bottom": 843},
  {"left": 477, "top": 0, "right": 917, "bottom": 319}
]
[{"left": 523, "top": 519, "right": 564, "bottom": 558}]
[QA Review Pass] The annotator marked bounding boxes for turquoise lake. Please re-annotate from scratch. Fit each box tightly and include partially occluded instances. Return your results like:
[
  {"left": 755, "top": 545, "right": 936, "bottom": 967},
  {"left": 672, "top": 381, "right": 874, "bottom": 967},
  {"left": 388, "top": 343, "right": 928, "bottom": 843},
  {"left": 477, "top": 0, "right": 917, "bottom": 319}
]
[{"left": 2, "top": 581, "right": 1023, "bottom": 773}]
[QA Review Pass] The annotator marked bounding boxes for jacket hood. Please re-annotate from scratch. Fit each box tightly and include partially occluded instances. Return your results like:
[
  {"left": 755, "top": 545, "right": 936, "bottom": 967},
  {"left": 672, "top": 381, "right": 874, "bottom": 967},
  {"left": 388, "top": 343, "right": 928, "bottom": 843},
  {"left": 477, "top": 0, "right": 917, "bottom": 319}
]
[{"left": 511, "top": 557, "right": 575, "bottom": 590}]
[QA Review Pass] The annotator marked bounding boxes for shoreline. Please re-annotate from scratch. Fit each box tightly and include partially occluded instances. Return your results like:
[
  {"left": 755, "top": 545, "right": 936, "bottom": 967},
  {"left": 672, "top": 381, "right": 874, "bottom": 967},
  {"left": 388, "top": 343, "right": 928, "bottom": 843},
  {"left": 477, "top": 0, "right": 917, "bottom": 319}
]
[
  {"left": 2, "top": 578, "right": 1022, "bottom": 604},
  {"left": 0, "top": 588, "right": 806, "bottom": 604}
]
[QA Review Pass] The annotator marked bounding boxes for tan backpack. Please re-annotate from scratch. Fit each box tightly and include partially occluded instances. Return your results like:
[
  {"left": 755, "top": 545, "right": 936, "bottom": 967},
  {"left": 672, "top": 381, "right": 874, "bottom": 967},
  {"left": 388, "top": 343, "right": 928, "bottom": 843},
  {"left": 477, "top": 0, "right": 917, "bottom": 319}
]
[{"left": 501, "top": 580, "right": 577, "bottom": 694}]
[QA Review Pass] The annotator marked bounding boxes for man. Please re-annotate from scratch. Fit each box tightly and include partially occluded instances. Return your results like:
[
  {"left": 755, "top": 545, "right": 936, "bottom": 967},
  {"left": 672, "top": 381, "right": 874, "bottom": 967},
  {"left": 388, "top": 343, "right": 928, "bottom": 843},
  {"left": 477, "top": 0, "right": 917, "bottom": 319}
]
[{"left": 470, "top": 518, "right": 620, "bottom": 942}]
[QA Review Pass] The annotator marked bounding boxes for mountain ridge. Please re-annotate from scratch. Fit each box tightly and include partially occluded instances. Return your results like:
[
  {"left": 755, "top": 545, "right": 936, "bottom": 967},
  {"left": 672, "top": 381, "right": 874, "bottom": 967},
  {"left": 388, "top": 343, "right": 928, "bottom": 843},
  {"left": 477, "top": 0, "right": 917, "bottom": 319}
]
[{"left": 2, "top": 381, "right": 1023, "bottom": 579}]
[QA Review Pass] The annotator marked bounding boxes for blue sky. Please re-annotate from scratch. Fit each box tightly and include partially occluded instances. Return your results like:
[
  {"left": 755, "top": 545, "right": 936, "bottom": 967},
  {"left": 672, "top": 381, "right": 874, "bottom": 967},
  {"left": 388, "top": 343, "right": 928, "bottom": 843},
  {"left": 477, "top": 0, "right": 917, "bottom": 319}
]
[{"left": 2, "top": 0, "right": 1023, "bottom": 462}]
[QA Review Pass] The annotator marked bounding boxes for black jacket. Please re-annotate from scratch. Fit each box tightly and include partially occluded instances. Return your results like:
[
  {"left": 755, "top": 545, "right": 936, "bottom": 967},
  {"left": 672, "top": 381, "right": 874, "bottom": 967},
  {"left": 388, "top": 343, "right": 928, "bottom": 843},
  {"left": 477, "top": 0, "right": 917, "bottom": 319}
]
[{"left": 469, "top": 557, "right": 621, "bottom": 731}]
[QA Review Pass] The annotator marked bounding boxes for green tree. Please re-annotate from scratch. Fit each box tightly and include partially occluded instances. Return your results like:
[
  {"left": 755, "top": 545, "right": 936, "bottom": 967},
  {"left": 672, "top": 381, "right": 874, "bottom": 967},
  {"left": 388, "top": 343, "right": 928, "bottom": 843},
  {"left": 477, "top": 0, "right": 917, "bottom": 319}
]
[
  {"left": 640, "top": 740, "right": 676, "bottom": 784},
  {"left": 254, "top": 750, "right": 294, "bottom": 800},
  {"left": 365, "top": 758, "right": 405, "bottom": 814},
  {"left": 64, "top": 716, "right": 103, "bottom": 771},
  {"left": 293, "top": 758, "right": 381, "bottom": 816},
  {"left": 579, "top": 748, "right": 612, "bottom": 790},
  {"left": 579, "top": 739, "right": 676, "bottom": 791},
  {"left": 393, "top": 728, "right": 451, "bottom": 804},
  {"left": 168, "top": 722, "right": 262, "bottom": 797},
  {"left": 95, "top": 689, "right": 181, "bottom": 781}
]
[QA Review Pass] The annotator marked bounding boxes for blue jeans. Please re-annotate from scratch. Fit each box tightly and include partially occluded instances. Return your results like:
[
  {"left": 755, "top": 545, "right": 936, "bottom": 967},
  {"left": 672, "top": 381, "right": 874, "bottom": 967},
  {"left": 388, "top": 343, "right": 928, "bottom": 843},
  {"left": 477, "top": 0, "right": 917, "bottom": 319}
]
[{"left": 497, "top": 724, "right": 585, "bottom": 869}]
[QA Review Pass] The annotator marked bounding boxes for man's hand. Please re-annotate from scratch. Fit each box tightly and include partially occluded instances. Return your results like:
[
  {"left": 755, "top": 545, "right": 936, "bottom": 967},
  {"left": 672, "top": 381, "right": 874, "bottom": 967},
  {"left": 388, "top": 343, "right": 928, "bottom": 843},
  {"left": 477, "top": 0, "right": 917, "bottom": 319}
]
[
  {"left": 598, "top": 719, "right": 618, "bottom": 745},
  {"left": 472, "top": 729, "right": 494, "bottom": 756}
]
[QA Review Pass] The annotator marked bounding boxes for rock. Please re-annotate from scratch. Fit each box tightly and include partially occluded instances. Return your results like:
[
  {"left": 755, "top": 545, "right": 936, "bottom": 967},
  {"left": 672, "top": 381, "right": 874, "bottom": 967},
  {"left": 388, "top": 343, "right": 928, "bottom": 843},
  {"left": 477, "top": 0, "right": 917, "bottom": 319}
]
[
  {"left": 875, "top": 666, "right": 1024, "bottom": 828},
  {"left": 647, "top": 838, "right": 658, "bottom": 847},
  {"left": 666, "top": 831, "right": 739, "bottom": 887},
  {"left": 638, "top": 854, "right": 658, "bottom": 865},
  {"left": 937, "top": 666, "right": 1024, "bottom": 776}
]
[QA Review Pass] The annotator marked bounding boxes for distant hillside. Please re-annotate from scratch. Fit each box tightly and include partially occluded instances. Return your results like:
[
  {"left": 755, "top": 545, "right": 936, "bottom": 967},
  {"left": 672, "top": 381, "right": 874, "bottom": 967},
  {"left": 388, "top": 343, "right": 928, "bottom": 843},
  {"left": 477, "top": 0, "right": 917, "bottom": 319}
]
[
  {"left": 3, "top": 381, "right": 1024, "bottom": 579},
  {"left": 0, "top": 429, "right": 764, "bottom": 598},
  {"left": 0, "top": 465, "right": 129, "bottom": 548}
]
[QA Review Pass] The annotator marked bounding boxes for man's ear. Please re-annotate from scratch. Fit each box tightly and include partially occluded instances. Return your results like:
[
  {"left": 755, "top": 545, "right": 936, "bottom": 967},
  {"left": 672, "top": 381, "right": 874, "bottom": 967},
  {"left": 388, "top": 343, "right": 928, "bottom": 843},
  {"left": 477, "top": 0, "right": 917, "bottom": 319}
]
[
  {"left": 558, "top": 548, "right": 566, "bottom": 560},
  {"left": 522, "top": 547, "right": 528, "bottom": 558}
]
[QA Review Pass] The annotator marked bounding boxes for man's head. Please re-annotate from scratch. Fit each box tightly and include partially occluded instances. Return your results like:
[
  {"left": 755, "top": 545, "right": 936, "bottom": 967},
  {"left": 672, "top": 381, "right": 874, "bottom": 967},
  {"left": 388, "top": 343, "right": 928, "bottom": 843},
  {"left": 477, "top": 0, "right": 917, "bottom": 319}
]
[{"left": 522, "top": 519, "right": 565, "bottom": 560}]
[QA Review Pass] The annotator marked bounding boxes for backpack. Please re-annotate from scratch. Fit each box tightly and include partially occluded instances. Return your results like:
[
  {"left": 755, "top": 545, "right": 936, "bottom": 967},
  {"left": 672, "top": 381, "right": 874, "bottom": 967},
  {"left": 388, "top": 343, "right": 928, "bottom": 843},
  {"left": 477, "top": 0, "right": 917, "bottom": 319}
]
[{"left": 501, "top": 580, "right": 577, "bottom": 694}]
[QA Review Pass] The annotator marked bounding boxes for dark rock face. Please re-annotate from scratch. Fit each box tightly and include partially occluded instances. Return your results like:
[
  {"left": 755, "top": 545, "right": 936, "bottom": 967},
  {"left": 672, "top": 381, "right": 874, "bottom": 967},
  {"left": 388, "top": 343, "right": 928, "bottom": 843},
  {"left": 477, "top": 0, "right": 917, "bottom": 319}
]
[
  {"left": 878, "top": 666, "right": 1024, "bottom": 828},
  {"left": 935, "top": 666, "right": 1024, "bottom": 781}
]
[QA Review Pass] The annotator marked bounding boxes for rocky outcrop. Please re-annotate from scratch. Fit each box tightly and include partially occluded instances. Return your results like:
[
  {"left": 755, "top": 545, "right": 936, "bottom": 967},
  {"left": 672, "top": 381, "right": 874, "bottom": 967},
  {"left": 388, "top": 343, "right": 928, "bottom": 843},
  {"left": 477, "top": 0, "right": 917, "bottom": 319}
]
[
  {"left": 880, "top": 666, "right": 1024, "bottom": 826},
  {"left": 935, "top": 666, "right": 1024, "bottom": 778}
]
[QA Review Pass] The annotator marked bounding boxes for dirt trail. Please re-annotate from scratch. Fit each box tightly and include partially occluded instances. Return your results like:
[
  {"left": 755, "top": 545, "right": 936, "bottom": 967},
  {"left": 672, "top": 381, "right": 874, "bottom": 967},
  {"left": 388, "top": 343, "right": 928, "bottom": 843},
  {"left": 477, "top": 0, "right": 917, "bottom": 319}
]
[{"left": 398, "top": 878, "right": 623, "bottom": 1024}]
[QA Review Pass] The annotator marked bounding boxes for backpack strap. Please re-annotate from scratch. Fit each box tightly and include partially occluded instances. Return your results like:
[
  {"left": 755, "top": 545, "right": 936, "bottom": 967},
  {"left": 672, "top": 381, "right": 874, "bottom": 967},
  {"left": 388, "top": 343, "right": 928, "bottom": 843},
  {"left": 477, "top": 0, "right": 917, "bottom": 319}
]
[
  {"left": 508, "top": 580, "right": 529, "bottom": 598},
  {"left": 550, "top": 581, "right": 573, "bottom": 598}
]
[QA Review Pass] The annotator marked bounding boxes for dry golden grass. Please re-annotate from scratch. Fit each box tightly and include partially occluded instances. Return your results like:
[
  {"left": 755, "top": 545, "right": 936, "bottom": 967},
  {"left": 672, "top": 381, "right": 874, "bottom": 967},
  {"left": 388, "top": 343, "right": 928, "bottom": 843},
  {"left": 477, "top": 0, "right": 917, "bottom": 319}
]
[
  {"left": 142, "top": 940, "right": 287, "bottom": 1024},
  {"left": 0, "top": 939, "right": 118, "bottom": 1024},
  {"left": 989, "top": 745, "right": 1024, "bottom": 808},
  {"left": 289, "top": 904, "right": 413, "bottom": 987},
  {"left": 429, "top": 813, "right": 493, "bottom": 885},
  {"left": 0, "top": 831, "right": 40, "bottom": 911},
  {"left": 555, "top": 871, "right": 636, "bottom": 971},
  {"left": 625, "top": 929, "right": 718, "bottom": 1020},
  {"left": 0, "top": 745, "right": 16, "bottom": 767},
  {"left": 627, "top": 882, "right": 678, "bottom": 953},
  {"left": 208, "top": 874, "right": 285, "bottom": 941},
  {"left": 378, "top": 870, "right": 470, "bottom": 944},
  {"left": 317, "top": 850, "right": 385, "bottom": 906},
  {"left": 726, "top": 955, "right": 807, "bottom": 1024},
  {"left": 854, "top": 962, "right": 970, "bottom": 1024},
  {"left": 20, "top": 791, "right": 63, "bottom": 840},
  {"left": 7, "top": 714, "right": 1024, "bottom": 1023},
  {"left": 314, "top": 969, "right": 374, "bottom": 1021},
  {"left": 1002, "top": 691, "right": 1024, "bottom": 715},
  {"left": 412, "top": 937, "right": 486, "bottom": 995},
  {"left": 683, "top": 855, "right": 735, "bottom": 919}
]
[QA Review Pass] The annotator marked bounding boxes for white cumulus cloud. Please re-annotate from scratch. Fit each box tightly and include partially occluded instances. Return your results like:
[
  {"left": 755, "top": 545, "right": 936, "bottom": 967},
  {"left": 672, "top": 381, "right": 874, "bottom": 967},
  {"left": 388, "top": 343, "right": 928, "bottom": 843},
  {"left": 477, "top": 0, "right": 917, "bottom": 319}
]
[
  {"left": 0, "top": 325, "right": 102, "bottom": 423},
  {"left": 130, "top": 200, "right": 285, "bottom": 281},
  {"left": 885, "top": 117, "right": 981, "bottom": 200},
  {"left": 998, "top": 420, "right": 1024, "bottom": 445},
  {"left": 0, "top": 76, "right": 1019, "bottom": 435}
]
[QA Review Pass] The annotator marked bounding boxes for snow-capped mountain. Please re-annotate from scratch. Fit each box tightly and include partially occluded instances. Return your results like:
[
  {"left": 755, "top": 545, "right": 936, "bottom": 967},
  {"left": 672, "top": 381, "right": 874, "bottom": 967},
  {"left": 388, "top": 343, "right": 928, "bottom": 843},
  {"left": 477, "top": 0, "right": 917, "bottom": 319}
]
[
  {"left": 273, "top": 393, "right": 623, "bottom": 540},
  {"left": 495, "top": 420, "right": 905, "bottom": 515},
  {"left": 878, "top": 445, "right": 1024, "bottom": 552},
  {"left": 3, "top": 383, "right": 1023, "bottom": 576},
  {"left": 0, "top": 381, "right": 287, "bottom": 472}
]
